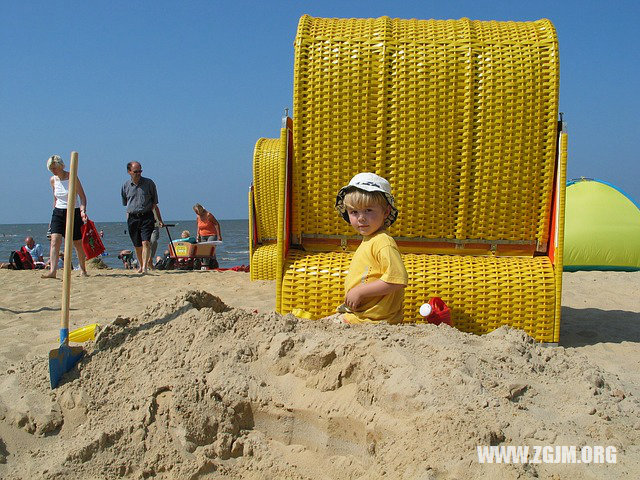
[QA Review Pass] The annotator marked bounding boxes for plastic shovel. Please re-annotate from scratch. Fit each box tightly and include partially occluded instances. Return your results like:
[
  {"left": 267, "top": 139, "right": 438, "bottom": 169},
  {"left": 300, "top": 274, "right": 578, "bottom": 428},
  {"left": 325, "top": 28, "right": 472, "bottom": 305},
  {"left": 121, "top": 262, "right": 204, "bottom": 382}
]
[
  {"left": 60, "top": 323, "right": 99, "bottom": 343},
  {"left": 49, "top": 151, "right": 84, "bottom": 389}
]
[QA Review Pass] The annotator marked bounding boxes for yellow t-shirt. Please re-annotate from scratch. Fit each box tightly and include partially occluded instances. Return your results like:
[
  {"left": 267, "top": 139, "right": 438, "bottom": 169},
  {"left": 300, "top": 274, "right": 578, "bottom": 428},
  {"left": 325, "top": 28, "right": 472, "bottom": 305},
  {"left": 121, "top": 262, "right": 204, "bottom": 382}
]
[{"left": 343, "top": 231, "right": 408, "bottom": 324}]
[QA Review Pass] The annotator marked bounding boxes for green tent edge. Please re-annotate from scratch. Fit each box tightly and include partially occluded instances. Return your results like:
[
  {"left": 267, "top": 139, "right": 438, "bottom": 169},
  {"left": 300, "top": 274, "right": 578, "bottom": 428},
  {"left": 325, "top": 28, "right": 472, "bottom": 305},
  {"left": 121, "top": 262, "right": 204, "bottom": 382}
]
[
  {"left": 564, "top": 265, "right": 640, "bottom": 272},
  {"left": 567, "top": 177, "right": 640, "bottom": 210}
]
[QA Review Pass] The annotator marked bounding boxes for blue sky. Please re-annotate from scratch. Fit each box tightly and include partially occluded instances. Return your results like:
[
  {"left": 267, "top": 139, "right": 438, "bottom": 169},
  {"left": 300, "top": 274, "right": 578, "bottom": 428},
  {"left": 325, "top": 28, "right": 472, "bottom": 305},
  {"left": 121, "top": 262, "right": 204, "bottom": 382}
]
[{"left": 1, "top": 0, "right": 638, "bottom": 223}]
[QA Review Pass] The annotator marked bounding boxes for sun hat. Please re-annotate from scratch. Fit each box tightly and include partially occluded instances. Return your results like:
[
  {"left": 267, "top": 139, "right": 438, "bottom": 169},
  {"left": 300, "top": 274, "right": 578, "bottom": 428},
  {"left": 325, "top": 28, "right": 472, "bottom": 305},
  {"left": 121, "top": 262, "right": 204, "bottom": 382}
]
[
  {"left": 335, "top": 172, "right": 398, "bottom": 227},
  {"left": 46, "top": 154, "right": 64, "bottom": 170}
]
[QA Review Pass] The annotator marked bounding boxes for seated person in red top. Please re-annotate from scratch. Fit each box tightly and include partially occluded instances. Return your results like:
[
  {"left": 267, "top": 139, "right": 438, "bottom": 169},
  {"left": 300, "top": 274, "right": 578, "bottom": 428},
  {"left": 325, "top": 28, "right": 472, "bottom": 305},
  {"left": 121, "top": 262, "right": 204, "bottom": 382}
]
[{"left": 193, "top": 203, "right": 221, "bottom": 269}]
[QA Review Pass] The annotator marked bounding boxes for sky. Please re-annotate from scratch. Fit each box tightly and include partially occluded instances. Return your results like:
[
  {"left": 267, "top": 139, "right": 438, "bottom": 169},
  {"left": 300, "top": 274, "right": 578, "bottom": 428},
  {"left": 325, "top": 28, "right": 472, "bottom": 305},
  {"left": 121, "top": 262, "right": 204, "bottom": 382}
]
[{"left": 1, "top": 0, "right": 638, "bottom": 223}]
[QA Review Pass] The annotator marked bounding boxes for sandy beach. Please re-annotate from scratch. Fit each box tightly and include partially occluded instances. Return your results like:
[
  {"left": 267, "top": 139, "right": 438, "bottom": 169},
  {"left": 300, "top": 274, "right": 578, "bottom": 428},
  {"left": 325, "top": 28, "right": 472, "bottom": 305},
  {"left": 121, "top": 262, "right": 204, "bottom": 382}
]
[{"left": 0, "top": 268, "right": 638, "bottom": 479}]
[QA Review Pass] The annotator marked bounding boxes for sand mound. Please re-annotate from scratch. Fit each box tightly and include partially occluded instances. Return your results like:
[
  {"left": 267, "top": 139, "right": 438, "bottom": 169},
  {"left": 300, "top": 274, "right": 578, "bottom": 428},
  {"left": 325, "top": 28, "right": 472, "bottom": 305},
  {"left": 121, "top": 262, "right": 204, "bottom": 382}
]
[{"left": 1, "top": 290, "right": 638, "bottom": 479}]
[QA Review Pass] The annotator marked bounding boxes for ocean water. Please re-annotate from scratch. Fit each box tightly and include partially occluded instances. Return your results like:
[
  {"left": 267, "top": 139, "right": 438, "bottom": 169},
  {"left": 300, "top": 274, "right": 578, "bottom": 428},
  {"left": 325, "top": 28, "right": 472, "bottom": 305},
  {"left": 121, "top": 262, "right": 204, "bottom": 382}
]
[{"left": 0, "top": 219, "right": 249, "bottom": 269}]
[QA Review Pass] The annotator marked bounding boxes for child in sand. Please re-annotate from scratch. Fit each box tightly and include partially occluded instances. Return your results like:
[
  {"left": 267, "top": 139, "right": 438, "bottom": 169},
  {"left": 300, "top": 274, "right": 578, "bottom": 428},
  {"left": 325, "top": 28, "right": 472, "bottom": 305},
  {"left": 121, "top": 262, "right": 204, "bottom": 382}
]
[{"left": 334, "top": 173, "right": 408, "bottom": 324}]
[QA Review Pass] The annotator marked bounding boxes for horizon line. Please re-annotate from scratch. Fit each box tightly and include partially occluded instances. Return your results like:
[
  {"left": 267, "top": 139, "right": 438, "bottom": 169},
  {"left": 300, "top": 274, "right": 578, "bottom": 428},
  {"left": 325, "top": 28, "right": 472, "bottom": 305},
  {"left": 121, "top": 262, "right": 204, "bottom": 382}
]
[{"left": 0, "top": 218, "right": 250, "bottom": 226}]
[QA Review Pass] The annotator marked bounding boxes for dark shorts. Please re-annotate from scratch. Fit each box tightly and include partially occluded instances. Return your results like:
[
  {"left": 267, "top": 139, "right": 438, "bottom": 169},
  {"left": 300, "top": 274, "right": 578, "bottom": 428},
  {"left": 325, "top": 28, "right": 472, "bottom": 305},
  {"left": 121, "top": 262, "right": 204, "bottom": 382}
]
[
  {"left": 50, "top": 208, "right": 83, "bottom": 241},
  {"left": 127, "top": 211, "right": 155, "bottom": 248}
]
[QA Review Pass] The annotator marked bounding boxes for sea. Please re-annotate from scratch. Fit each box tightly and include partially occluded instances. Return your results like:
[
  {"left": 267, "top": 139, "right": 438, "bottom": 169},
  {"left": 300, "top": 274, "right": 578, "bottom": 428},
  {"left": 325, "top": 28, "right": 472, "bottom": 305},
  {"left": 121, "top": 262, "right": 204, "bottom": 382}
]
[{"left": 0, "top": 219, "right": 249, "bottom": 269}]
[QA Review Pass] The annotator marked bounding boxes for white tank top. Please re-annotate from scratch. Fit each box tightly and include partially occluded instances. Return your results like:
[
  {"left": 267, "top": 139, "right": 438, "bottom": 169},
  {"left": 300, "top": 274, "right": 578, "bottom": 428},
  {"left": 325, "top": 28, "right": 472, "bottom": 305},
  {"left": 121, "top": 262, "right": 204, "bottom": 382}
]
[{"left": 53, "top": 176, "right": 81, "bottom": 209}]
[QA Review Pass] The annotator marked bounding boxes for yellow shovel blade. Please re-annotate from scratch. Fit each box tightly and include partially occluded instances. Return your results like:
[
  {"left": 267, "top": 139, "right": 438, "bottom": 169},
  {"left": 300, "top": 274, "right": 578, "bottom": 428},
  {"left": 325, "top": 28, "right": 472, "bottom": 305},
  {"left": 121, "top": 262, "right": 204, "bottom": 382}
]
[{"left": 60, "top": 323, "right": 99, "bottom": 343}]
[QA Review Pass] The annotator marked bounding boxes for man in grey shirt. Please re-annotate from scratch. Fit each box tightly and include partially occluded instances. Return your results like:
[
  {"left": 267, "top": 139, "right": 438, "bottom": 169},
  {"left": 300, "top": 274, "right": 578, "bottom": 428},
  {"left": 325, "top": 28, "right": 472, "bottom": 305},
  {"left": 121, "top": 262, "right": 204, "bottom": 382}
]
[{"left": 121, "top": 161, "right": 164, "bottom": 273}]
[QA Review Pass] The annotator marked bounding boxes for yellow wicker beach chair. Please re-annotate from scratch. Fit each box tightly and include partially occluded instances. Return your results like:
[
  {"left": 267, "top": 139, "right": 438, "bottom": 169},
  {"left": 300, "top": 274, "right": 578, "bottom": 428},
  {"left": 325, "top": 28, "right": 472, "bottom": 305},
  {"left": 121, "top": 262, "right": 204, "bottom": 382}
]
[
  {"left": 249, "top": 120, "right": 292, "bottom": 280},
  {"left": 249, "top": 137, "right": 279, "bottom": 280},
  {"left": 250, "top": 15, "right": 567, "bottom": 343}
]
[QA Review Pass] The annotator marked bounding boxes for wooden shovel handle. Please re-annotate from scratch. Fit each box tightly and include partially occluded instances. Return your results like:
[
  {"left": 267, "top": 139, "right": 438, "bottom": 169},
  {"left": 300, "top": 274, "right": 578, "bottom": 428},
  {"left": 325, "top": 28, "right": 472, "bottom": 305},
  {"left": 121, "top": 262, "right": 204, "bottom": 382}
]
[{"left": 61, "top": 151, "right": 78, "bottom": 340}]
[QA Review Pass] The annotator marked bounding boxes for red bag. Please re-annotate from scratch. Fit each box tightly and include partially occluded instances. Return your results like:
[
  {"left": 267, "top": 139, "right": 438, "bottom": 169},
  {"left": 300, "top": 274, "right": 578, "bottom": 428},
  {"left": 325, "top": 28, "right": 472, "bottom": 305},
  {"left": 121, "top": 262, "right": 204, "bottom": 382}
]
[
  {"left": 10, "top": 247, "right": 34, "bottom": 269},
  {"left": 81, "top": 219, "right": 106, "bottom": 260},
  {"left": 424, "top": 297, "right": 452, "bottom": 326}
]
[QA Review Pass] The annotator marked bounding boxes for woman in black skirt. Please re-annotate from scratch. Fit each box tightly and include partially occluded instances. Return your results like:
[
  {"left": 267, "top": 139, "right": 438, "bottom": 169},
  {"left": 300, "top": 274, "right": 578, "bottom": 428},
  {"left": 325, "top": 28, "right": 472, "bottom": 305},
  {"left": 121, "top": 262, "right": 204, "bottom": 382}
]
[{"left": 42, "top": 155, "right": 89, "bottom": 278}]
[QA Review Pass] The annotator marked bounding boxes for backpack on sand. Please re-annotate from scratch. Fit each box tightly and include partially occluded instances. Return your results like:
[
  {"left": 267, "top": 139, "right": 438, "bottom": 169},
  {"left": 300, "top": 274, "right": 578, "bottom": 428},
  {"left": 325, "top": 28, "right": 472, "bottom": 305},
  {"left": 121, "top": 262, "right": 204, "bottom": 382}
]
[{"left": 9, "top": 247, "right": 34, "bottom": 270}]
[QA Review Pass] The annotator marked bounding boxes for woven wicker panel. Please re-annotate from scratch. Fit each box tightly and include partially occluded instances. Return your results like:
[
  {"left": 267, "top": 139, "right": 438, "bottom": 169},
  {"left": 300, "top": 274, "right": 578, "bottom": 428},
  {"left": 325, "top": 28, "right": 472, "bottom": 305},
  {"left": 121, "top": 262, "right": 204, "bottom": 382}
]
[
  {"left": 253, "top": 137, "right": 281, "bottom": 242},
  {"left": 404, "top": 253, "right": 556, "bottom": 341},
  {"left": 250, "top": 243, "right": 279, "bottom": 281},
  {"left": 280, "top": 249, "right": 353, "bottom": 316},
  {"left": 281, "top": 250, "right": 557, "bottom": 342},
  {"left": 292, "top": 16, "right": 558, "bottom": 245}
]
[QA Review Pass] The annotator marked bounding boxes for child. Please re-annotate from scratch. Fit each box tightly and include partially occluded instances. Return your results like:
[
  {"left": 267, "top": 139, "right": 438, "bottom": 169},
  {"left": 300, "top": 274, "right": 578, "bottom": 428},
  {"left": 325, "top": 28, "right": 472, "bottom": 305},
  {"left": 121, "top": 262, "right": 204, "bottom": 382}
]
[
  {"left": 334, "top": 173, "right": 408, "bottom": 324},
  {"left": 118, "top": 250, "right": 135, "bottom": 269},
  {"left": 174, "top": 230, "right": 197, "bottom": 244}
]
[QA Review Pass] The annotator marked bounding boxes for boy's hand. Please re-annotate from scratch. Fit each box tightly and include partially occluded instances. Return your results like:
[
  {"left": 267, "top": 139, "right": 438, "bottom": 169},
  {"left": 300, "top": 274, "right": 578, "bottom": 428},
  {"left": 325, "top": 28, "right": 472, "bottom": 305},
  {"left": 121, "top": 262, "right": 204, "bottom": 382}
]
[
  {"left": 345, "top": 280, "right": 406, "bottom": 311},
  {"left": 345, "top": 284, "right": 366, "bottom": 310}
]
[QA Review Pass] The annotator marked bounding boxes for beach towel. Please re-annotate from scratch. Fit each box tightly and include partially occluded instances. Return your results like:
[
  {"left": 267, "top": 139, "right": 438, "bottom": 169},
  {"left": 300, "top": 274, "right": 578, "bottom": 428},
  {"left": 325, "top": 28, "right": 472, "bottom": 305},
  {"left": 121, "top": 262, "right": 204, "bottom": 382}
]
[{"left": 215, "top": 265, "right": 250, "bottom": 272}]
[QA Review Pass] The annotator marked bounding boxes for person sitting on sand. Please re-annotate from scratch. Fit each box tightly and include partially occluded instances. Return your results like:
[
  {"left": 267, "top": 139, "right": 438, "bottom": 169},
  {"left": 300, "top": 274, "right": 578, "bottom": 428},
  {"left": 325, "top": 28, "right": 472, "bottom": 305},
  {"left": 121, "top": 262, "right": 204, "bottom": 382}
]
[
  {"left": 332, "top": 173, "right": 408, "bottom": 324},
  {"left": 154, "top": 249, "right": 174, "bottom": 270},
  {"left": 24, "top": 236, "right": 45, "bottom": 268}
]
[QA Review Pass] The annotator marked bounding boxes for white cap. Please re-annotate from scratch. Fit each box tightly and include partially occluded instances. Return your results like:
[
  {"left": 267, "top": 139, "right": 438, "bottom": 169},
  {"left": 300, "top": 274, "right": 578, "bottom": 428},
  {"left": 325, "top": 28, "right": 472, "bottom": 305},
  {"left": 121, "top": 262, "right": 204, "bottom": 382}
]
[
  {"left": 335, "top": 172, "right": 398, "bottom": 227},
  {"left": 419, "top": 303, "right": 432, "bottom": 317}
]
